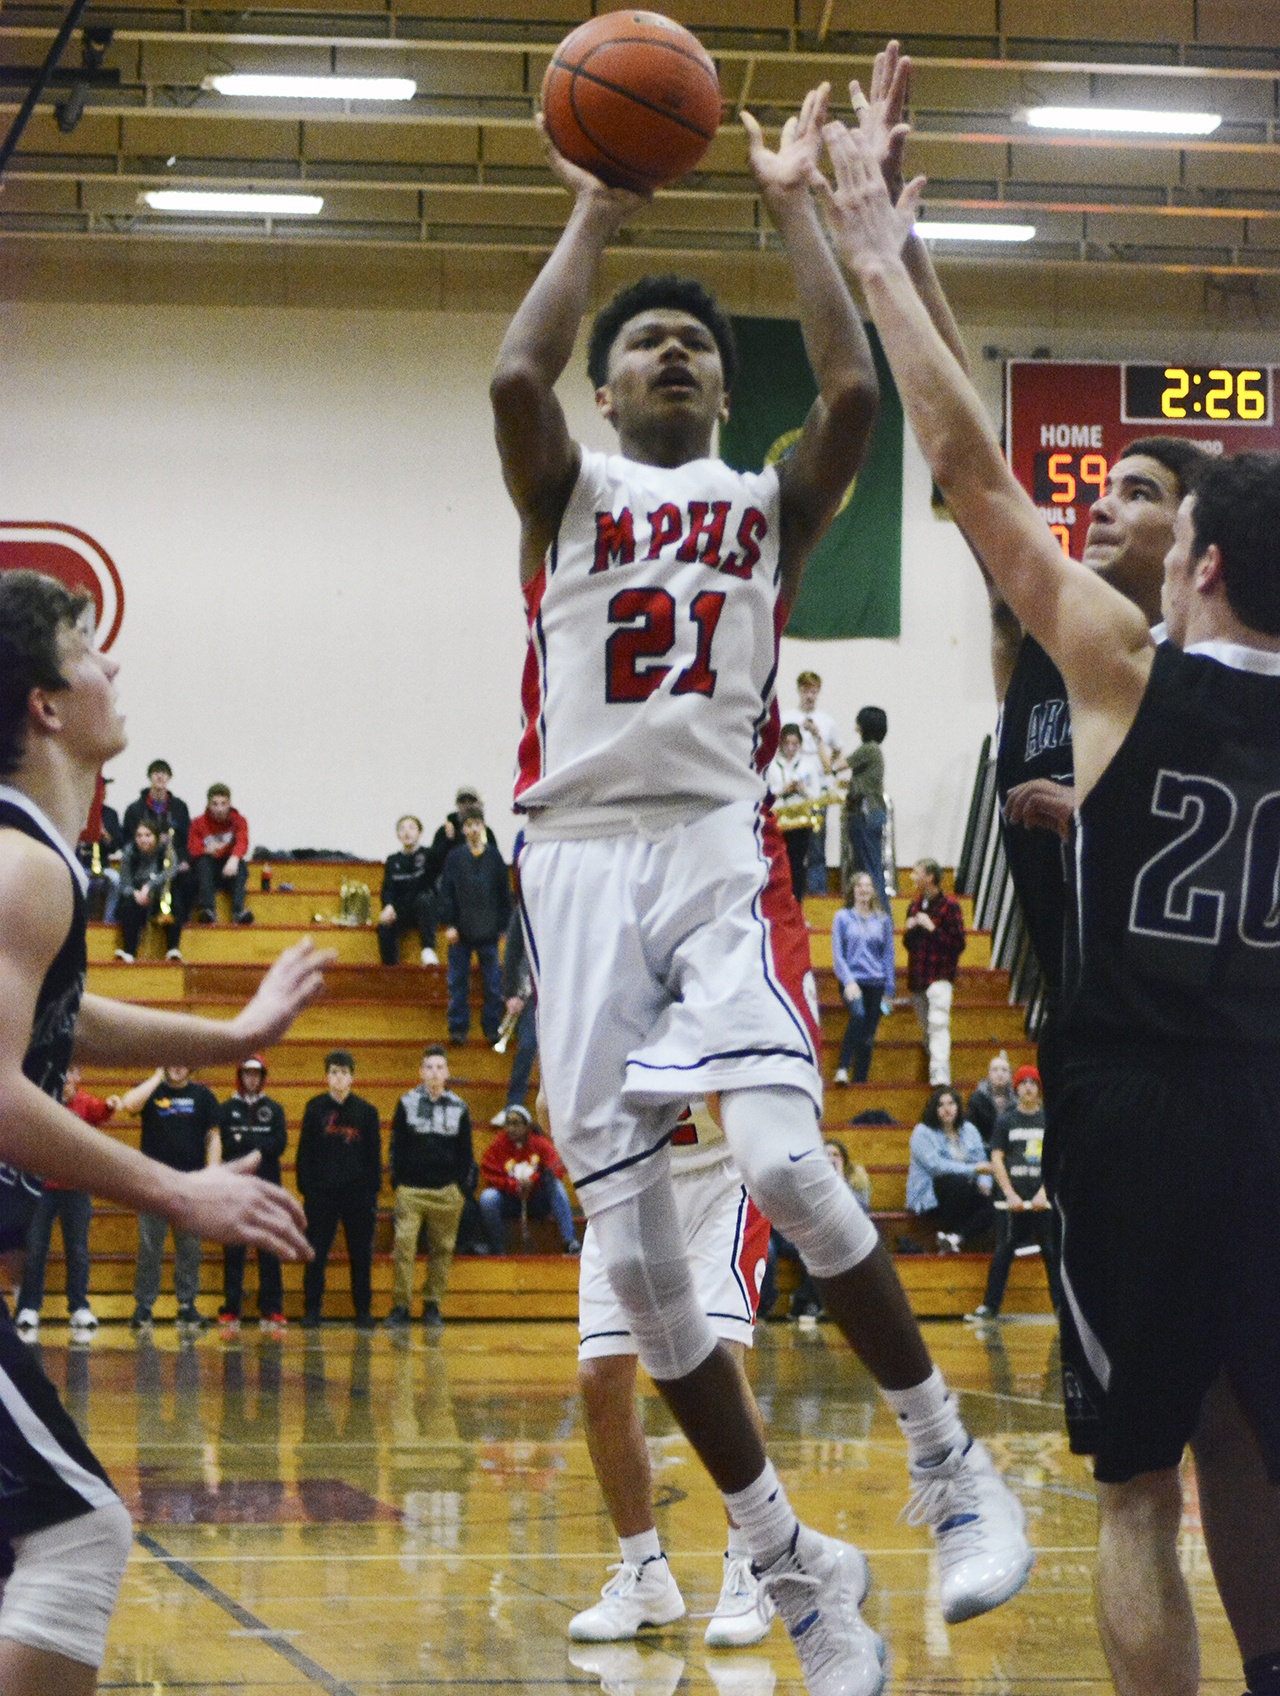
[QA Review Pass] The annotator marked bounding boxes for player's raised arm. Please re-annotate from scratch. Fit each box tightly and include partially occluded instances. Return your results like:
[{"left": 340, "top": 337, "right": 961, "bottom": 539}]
[
  {"left": 742, "top": 85, "right": 879, "bottom": 602},
  {"left": 815, "top": 123, "right": 1153, "bottom": 797},
  {"left": 491, "top": 134, "right": 651, "bottom": 581}
]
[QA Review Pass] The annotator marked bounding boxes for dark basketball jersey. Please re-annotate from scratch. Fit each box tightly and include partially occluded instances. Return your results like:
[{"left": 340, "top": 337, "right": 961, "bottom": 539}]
[
  {"left": 996, "top": 635, "right": 1073, "bottom": 989},
  {"left": 0, "top": 788, "right": 89, "bottom": 1250},
  {"left": 1064, "top": 642, "right": 1280, "bottom": 1053}
]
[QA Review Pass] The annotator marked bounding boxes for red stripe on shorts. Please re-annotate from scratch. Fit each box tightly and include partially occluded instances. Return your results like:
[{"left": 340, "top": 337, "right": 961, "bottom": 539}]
[
  {"left": 759, "top": 810, "right": 821, "bottom": 1052},
  {"left": 738, "top": 1198, "right": 771, "bottom": 1320}
]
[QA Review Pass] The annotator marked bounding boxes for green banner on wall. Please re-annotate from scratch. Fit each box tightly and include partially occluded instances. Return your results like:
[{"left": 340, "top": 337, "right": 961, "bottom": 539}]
[{"left": 721, "top": 317, "right": 902, "bottom": 639}]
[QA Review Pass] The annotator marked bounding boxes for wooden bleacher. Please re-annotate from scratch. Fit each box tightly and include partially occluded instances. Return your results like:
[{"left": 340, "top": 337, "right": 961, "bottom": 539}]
[{"left": 56, "top": 860, "right": 1050, "bottom": 1324}]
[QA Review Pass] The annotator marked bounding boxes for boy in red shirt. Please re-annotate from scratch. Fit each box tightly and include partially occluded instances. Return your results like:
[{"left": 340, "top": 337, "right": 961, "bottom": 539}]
[
  {"left": 478, "top": 1107, "right": 578, "bottom": 1254},
  {"left": 190, "top": 783, "right": 254, "bottom": 925}
]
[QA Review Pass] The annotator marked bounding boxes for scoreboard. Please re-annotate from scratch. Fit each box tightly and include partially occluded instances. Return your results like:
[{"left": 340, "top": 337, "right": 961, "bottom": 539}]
[{"left": 1006, "top": 361, "right": 1280, "bottom": 558}]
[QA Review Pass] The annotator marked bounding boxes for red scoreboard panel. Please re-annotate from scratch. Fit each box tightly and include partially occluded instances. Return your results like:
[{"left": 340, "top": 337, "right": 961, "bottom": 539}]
[{"left": 1006, "top": 361, "right": 1280, "bottom": 558}]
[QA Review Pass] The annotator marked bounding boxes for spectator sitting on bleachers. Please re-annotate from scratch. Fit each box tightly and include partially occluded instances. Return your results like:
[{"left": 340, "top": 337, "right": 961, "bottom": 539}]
[
  {"left": 14, "top": 1065, "right": 155, "bottom": 1336},
  {"left": 439, "top": 804, "right": 510, "bottom": 1045},
  {"left": 214, "top": 1057, "right": 288, "bottom": 1330},
  {"left": 478, "top": 1106, "right": 579, "bottom": 1255},
  {"left": 115, "top": 817, "right": 185, "bottom": 963},
  {"left": 907, "top": 1084, "right": 995, "bottom": 1253},
  {"left": 766, "top": 723, "right": 824, "bottom": 903},
  {"left": 903, "top": 858, "right": 966, "bottom": 1085},
  {"left": 131, "top": 1064, "right": 220, "bottom": 1327},
  {"left": 832, "top": 870, "right": 896, "bottom": 1085},
  {"left": 191, "top": 782, "right": 254, "bottom": 926},
  {"left": 966, "top": 1051, "right": 1015, "bottom": 1148},
  {"left": 969, "top": 1065, "right": 1062, "bottom": 1322},
  {"left": 377, "top": 814, "right": 439, "bottom": 967},
  {"left": 386, "top": 1044, "right": 473, "bottom": 1327},
  {"left": 77, "top": 777, "right": 122, "bottom": 922},
  {"left": 122, "top": 758, "right": 192, "bottom": 927}
]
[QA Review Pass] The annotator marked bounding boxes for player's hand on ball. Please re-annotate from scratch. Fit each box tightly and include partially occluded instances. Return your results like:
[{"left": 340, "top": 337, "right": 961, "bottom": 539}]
[
  {"left": 536, "top": 113, "right": 652, "bottom": 214},
  {"left": 742, "top": 82, "right": 829, "bottom": 199},
  {"left": 846, "top": 38, "right": 912, "bottom": 200},
  {"left": 173, "top": 1156, "right": 313, "bottom": 1260}
]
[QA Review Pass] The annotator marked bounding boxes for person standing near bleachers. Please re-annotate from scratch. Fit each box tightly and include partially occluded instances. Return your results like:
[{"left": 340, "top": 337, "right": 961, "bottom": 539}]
[
  {"left": 438, "top": 805, "right": 510, "bottom": 1045},
  {"left": 494, "top": 904, "right": 538, "bottom": 1126},
  {"left": 296, "top": 1050, "right": 381, "bottom": 1330},
  {"left": 831, "top": 870, "right": 895, "bottom": 1085},
  {"left": 132, "top": 1064, "right": 221, "bottom": 1328},
  {"left": 214, "top": 1057, "right": 288, "bottom": 1330},
  {"left": 386, "top": 1044, "right": 473, "bottom": 1327},
  {"left": 903, "top": 858, "right": 966, "bottom": 1086}
]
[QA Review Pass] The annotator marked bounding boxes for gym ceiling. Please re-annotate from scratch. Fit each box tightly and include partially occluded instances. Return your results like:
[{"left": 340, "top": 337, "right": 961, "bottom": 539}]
[{"left": 1, "top": 1, "right": 1278, "bottom": 282}]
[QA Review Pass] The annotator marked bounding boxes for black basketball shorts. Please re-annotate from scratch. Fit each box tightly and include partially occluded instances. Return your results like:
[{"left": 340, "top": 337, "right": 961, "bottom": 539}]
[
  {"left": 1055, "top": 1054, "right": 1280, "bottom": 1485},
  {"left": 0, "top": 1305, "right": 118, "bottom": 1546}
]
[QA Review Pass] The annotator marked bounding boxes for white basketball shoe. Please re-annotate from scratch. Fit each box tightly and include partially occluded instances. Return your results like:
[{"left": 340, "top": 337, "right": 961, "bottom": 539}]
[
  {"left": 569, "top": 1557, "right": 686, "bottom": 1642},
  {"left": 754, "top": 1528, "right": 885, "bottom": 1696},
  {"left": 904, "top": 1438, "right": 1033, "bottom": 1623},
  {"left": 705, "top": 1554, "right": 775, "bottom": 1647}
]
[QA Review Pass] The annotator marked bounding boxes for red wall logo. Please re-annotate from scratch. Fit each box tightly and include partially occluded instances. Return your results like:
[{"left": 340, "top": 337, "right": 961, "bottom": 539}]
[{"left": 0, "top": 524, "right": 124, "bottom": 650}]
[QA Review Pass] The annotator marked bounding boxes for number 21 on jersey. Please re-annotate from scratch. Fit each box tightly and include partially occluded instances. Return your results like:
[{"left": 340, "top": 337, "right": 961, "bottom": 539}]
[{"left": 605, "top": 587, "right": 726, "bottom": 702}]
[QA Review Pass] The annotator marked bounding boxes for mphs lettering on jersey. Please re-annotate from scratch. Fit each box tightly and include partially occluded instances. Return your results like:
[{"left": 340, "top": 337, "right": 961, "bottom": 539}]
[{"left": 592, "top": 501, "right": 770, "bottom": 579}]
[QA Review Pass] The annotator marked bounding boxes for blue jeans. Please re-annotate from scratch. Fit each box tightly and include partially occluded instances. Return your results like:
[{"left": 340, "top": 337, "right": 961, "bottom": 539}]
[
  {"left": 19, "top": 1189, "right": 93, "bottom": 1313},
  {"left": 447, "top": 939, "right": 503, "bottom": 1041},
  {"left": 805, "top": 820, "right": 829, "bottom": 894},
  {"left": 836, "top": 979, "right": 886, "bottom": 1082},
  {"left": 504, "top": 999, "right": 538, "bottom": 1110},
  {"left": 478, "top": 1177, "right": 575, "bottom": 1252},
  {"left": 848, "top": 804, "right": 887, "bottom": 895}
]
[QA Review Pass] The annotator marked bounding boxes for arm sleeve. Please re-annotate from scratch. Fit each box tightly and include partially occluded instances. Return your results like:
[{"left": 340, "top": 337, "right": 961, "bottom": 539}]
[
  {"left": 879, "top": 913, "right": 896, "bottom": 998},
  {"left": 390, "top": 1101, "right": 406, "bottom": 1187},
  {"left": 267, "top": 1104, "right": 288, "bottom": 1162},
  {"left": 494, "top": 856, "right": 512, "bottom": 926},
  {"left": 437, "top": 860, "right": 458, "bottom": 929},
  {"left": 232, "top": 812, "right": 249, "bottom": 858},
  {"left": 188, "top": 816, "right": 209, "bottom": 858},
  {"left": 502, "top": 913, "right": 526, "bottom": 998},
  {"left": 171, "top": 801, "right": 191, "bottom": 861},
  {"left": 988, "top": 1113, "right": 1010, "bottom": 1158},
  {"left": 381, "top": 857, "right": 395, "bottom": 905},
  {"left": 941, "top": 897, "right": 967, "bottom": 960},
  {"left": 456, "top": 1109, "right": 474, "bottom": 1190},
  {"left": 908, "top": 1124, "right": 977, "bottom": 1179},
  {"left": 480, "top": 1137, "right": 516, "bottom": 1195},
  {"left": 295, "top": 1104, "right": 316, "bottom": 1195},
  {"left": 830, "top": 912, "right": 852, "bottom": 986},
  {"left": 532, "top": 1133, "right": 566, "bottom": 1180},
  {"left": 363, "top": 1106, "right": 382, "bottom": 1195},
  {"left": 82, "top": 1094, "right": 113, "bottom": 1127}
]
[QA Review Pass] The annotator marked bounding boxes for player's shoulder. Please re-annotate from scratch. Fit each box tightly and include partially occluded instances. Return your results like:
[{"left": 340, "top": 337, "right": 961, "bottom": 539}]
[{"left": 0, "top": 825, "right": 77, "bottom": 961}]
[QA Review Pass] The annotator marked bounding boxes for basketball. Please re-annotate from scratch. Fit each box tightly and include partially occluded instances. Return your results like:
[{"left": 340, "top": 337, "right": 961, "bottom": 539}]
[{"left": 541, "top": 11, "right": 722, "bottom": 193}]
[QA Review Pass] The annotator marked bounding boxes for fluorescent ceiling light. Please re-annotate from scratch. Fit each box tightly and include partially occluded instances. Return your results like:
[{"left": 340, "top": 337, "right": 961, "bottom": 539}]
[
  {"left": 1025, "top": 106, "right": 1221, "bottom": 135},
  {"left": 915, "top": 221, "right": 1036, "bottom": 242},
  {"left": 141, "top": 190, "right": 324, "bottom": 214},
  {"left": 204, "top": 74, "right": 415, "bottom": 100}
]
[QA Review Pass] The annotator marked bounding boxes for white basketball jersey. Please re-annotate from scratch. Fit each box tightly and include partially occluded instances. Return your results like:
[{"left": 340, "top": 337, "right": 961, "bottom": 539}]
[{"left": 515, "top": 448, "right": 785, "bottom": 823}]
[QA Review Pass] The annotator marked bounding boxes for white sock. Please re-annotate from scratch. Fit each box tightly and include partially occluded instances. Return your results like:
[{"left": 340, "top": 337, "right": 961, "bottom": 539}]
[
  {"left": 722, "top": 1461, "right": 798, "bottom": 1568},
  {"left": 619, "top": 1528, "right": 663, "bottom": 1567},
  {"left": 725, "top": 1522, "right": 751, "bottom": 1559},
  {"left": 882, "top": 1367, "right": 967, "bottom": 1464}
]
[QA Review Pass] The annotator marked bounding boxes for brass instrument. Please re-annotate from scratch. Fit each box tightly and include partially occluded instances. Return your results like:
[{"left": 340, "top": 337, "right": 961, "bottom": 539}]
[
  {"left": 90, "top": 838, "right": 102, "bottom": 877},
  {"left": 773, "top": 789, "right": 817, "bottom": 832},
  {"left": 337, "top": 879, "right": 372, "bottom": 927},
  {"left": 157, "top": 834, "right": 177, "bottom": 919},
  {"left": 493, "top": 1006, "right": 519, "bottom": 1053}
]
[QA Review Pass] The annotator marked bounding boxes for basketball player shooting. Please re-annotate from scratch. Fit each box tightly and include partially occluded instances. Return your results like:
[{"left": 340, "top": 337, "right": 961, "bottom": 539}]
[
  {"left": 491, "top": 84, "right": 1030, "bottom": 1696},
  {"left": 815, "top": 107, "right": 1280, "bottom": 1696},
  {"left": 0, "top": 570, "right": 328, "bottom": 1696}
]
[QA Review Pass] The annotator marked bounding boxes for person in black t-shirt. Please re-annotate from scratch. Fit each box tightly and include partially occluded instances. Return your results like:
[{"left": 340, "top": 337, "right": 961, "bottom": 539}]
[
  {"left": 438, "top": 806, "right": 510, "bottom": 1044},
  {"left": 214, "top": 1057, "right": 289, "bottom": 1328},
  {"left": 296, "top": 1051, "right": 382, "bottom": 1328},
  {"left": 377, "top": 815, "right": 439, "bottom": 967},
  {"left": 132, "top": 1065, "right": 220, "bottom": 1327},
  {"left": 969, "top": 1065, "right": 1059, "bottom": 1321}
]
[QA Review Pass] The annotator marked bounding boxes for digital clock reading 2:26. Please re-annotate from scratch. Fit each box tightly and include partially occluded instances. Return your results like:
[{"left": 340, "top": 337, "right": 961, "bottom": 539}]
[{"left": 1123, "top": 364, "right": 1272, "bottom": 425}]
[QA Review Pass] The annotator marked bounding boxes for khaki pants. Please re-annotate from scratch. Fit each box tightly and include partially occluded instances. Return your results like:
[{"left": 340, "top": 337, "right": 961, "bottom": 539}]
[
  {"left": 911, "top": 979, "right": 954, "bottom": 1085},
  {"left": 392, "top": 1184, "right": 465, "bottom": 1308}
]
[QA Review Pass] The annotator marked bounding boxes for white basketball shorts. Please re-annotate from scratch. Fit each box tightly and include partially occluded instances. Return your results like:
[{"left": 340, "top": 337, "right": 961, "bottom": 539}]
[
  {"left": 518, "top": 798, "right": 822, "bottom": 1215},
  {"left": 578, "top": 1154, "right": 771, "bottom": 1359}
]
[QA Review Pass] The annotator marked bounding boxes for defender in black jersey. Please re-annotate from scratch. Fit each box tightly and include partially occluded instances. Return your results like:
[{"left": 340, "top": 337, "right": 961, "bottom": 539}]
[
  {"left": 821, "top": 110, "right": 1280, "bottom": 1696},
  {"left": 0, "top": 571, "right": 328, "bottom": 1694}
]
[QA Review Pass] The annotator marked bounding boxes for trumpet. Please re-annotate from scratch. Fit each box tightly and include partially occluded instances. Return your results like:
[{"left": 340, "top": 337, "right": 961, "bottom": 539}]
[
  {"left": 493, "top": 1006, "right": 519, "bottom": 1053},
  {"left": 157, "top": 834, "right": 177, "bottom": 919}
]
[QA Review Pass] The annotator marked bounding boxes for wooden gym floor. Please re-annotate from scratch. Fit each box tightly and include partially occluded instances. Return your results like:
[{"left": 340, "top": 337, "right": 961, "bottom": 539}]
[{"left": 34, "top": 1315, "right": 1243, "bottom": 1694}]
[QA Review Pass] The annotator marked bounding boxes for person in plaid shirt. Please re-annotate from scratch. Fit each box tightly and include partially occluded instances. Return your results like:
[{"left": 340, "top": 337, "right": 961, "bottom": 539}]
[{"left": 903, "top": 858, "right": 966, "bottom": 1085}]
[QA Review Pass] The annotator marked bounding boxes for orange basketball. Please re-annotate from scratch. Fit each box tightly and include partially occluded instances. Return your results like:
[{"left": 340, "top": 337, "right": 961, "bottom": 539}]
[{"left": 541, "top": 11, "right": 722, "bottom": 193}]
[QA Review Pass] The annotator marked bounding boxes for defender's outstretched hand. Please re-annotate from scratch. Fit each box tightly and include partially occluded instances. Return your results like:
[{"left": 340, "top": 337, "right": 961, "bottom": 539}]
[
  {"left": 846, "top": 38, "right": 911, "bottom": 199},
  {"left": 231, "top": 938, "right": 334, "bottom": 1053},
  {"left": 173, "top": 1155, "right": 313, "bottom": 1260},
  {"left": 535, "top": 113, "right": 652, "bottom": 217},
  {"left": 742, "top": 82, "right": 830, "bottom": 199},
  {"left": 816, "top": 122, "right": 925, "bottom": 277}
]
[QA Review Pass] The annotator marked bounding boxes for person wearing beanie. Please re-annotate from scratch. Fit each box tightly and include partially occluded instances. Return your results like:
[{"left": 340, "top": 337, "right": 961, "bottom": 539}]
[
  {"left": 214, "top": 1057, "right": 289, "bottom": 1328},
  {"left": 969, "top": 1064, "right": 1060, "bottom": 1322}
]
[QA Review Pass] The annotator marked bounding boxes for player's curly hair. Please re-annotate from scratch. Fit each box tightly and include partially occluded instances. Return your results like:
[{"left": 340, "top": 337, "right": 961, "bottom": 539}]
[
  {"left": 587, "top": 275, "right": 738, "bottom": 392},
  {"left": 1191, "top": 451, "right": 1280, "bottom": 636},
  {"left": 0, "top": 570, "right": 93, "bottom": 779},
  {"left": 1118, "top": 435, "right": 1209, "bottom": 501}
]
